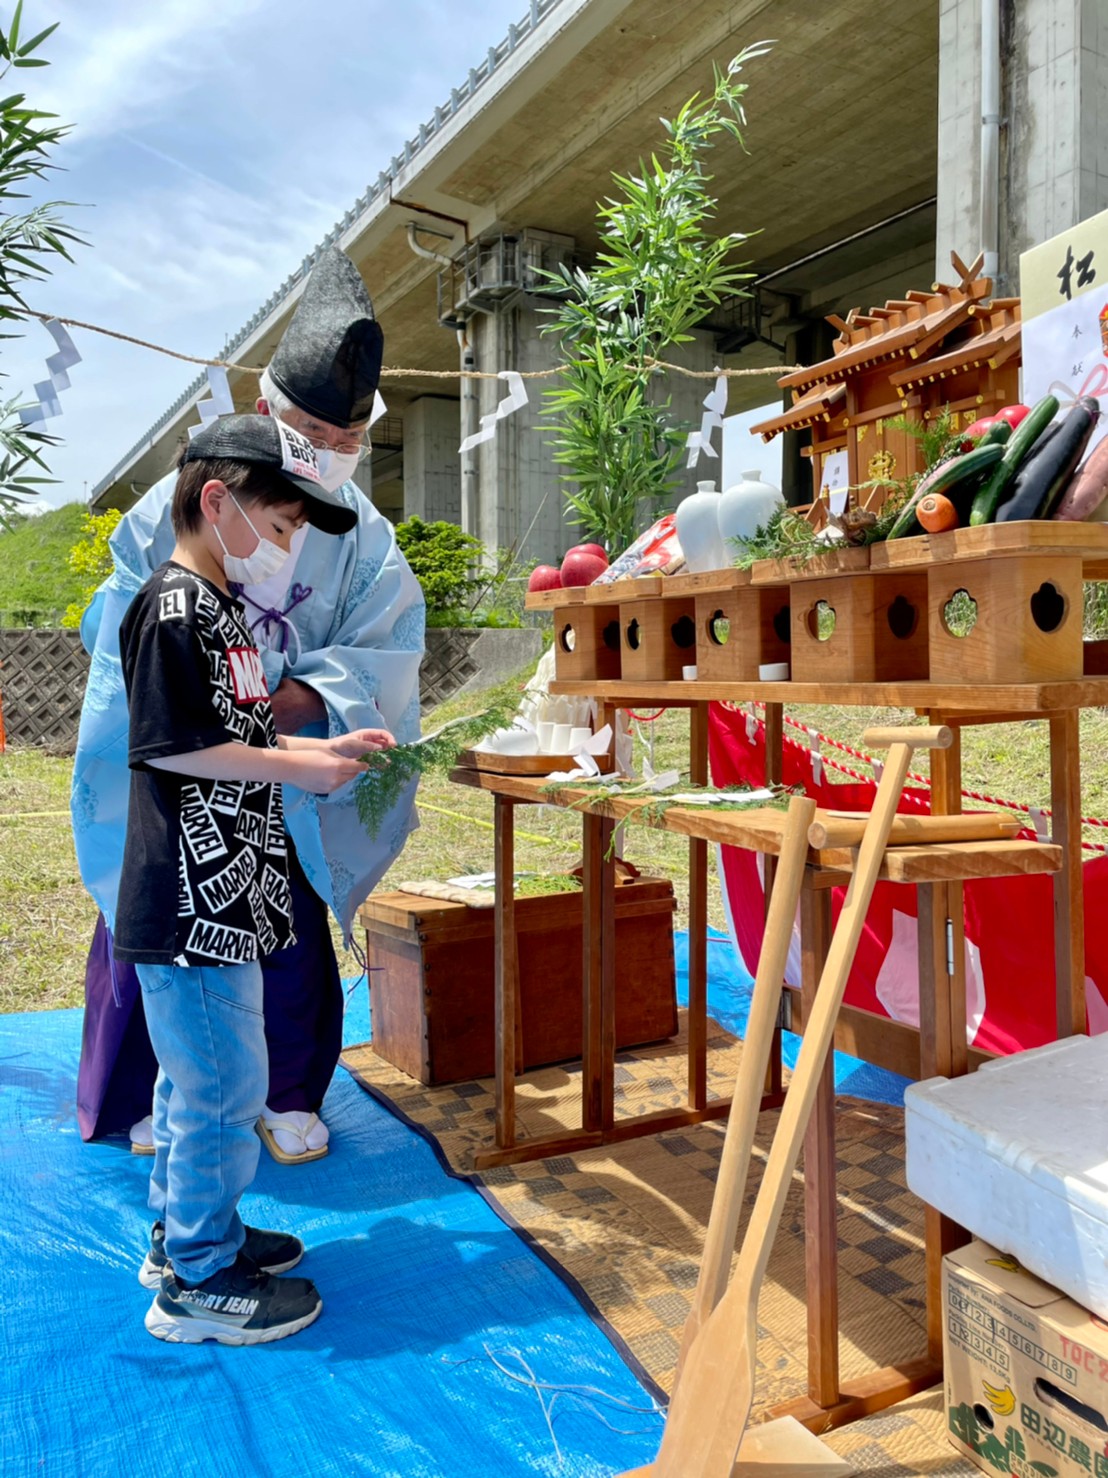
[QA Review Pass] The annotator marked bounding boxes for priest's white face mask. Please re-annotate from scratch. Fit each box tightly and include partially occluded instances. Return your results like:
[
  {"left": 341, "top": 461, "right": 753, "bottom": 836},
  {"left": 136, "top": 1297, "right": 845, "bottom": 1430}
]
[{"left": 313, "top": 446, "right": 363, "bottom": 492}]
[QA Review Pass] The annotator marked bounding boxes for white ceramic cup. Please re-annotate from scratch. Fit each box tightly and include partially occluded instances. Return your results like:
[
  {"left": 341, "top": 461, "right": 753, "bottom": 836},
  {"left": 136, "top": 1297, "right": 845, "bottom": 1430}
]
[
  {"left": 568, "top": 726, "right": 593, "bottom": 751},
  {"left": 550, "top": 723, "right": 573, "bottom": 753},
  {"left": 682, "top": 665, "right": 699, "bottom": 681},
  {"left": 758, "top": 662, "right": 790, "bottom": 681},
  {"left": 535, "top": 721, "right": 555, "bottom": 752}
]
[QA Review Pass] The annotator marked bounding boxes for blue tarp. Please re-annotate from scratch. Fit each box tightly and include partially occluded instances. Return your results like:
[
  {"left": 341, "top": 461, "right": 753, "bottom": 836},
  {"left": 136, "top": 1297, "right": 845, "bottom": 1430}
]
[
  {"left": 0, "top": 930, "right": 904, "bottom": 1478},
  {"left": 0, "top": 986, "right": 663, "bottom": 1478}
]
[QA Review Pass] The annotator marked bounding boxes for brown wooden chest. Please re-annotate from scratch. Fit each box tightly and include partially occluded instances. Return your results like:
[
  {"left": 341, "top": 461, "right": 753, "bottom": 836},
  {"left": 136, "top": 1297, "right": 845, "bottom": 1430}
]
[{"left": 357, "top": 880, "right": 678, "bottom": 1085}]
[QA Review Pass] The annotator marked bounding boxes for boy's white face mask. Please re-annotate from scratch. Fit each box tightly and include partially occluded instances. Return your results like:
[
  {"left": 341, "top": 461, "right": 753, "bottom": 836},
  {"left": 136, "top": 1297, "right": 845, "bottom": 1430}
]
[
  {"left": 214, "top": 492, "right": 291, "bottom": 585},
  {"left": 313, "top": 446, "right": 362, "bottom": 492}
]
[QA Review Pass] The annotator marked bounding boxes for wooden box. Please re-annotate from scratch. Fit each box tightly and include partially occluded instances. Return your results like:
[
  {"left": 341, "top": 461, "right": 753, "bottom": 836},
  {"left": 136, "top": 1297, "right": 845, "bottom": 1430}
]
[
  {"left": 359, "top": 880, "right": 678, "bottom": 1086},
  {"left": 620, "top": 596, "right": 697, "bottom": 682},
  {"left": 551, "top": 602, "right": 622, "bottom": 682},
  {"left": 695, "top": 585, "right": 791, "bottom": 681},
  {"left": 928, "top": 553, "right": 1083, "bottom": 685},
  {"left": 789, "top": 570, "right": 930, "bottom": 683}
]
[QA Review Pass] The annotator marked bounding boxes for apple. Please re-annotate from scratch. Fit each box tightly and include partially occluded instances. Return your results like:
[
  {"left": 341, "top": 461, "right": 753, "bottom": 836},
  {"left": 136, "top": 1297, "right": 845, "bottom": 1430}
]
[
  {"left": 565, "top": 542, "right": 608, "bottom": 565},
  {"left": 559, "top": 549, "right": 610, "bottom": 587},
  {"left": 527, "top": 564, "right": 563, "bottom": 592}
]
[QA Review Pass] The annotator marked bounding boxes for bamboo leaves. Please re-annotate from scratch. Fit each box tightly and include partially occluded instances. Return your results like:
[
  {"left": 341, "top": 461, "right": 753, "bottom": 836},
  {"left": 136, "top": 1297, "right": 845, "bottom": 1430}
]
[{"left": 539, "top": 44, "right": 771, "bottom": 553}]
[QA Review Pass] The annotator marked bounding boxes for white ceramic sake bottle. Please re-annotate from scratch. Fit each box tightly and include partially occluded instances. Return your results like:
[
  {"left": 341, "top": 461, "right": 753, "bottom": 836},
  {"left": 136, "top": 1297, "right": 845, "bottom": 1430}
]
[
  {"left": 675, "top": 480, "right": 728, "bottom": 573},
  {"left": 718, "top": 468, "right": 785, "bottom": 548}
]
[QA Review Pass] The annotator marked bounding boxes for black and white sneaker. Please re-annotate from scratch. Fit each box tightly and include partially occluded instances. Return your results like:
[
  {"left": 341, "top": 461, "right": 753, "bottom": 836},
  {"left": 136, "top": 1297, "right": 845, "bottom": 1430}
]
[
  {"left": 138, "top": 1222, "right": 304, "bottom": 1290},
  {"left": 144, "top": 1252, "right": 322, "bottom": 1345}
]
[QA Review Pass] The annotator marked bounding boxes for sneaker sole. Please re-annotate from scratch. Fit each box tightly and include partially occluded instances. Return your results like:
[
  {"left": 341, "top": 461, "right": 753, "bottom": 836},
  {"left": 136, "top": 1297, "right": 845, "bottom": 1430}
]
[
  {"left": 138, "top": 1247, "right": 305, "bottom": 1290},
  {"left": 144, "top": 1295, "right": 322, "bottom": 1345}
]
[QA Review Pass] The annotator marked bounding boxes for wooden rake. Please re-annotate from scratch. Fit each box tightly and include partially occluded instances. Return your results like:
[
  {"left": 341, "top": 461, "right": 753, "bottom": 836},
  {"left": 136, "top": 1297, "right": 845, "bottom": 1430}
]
[{"left": 621, "top": 724, "right": 952, "bottom": 1478}]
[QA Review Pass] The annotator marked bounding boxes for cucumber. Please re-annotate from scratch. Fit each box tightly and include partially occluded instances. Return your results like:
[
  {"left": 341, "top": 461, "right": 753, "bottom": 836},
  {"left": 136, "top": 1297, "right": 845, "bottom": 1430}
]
[
  {"left": 886, "top": 443, "right": 1005, "bottom": 540},
  {"left": 997, "top": 397, "right": 1099, "bottom": 522},
  {"left": 968, "top": 393, "right": 1060, "bottom": 525},
  {"left": 977, "top": 418, "right": 1012, "bottom": 448}
]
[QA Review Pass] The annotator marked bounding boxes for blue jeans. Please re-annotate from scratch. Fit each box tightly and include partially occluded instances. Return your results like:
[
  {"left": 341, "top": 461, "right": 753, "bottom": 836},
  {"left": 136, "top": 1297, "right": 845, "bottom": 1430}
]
[{"left": 135, "top": 960, "right": 268, "bottom": 1283}]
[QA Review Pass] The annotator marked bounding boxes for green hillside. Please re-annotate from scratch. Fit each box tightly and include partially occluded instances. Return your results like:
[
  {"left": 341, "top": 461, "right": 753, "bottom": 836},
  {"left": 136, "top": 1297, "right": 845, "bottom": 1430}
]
[{"left": 0, "top": 502, "right": 88, "bottom": 625}]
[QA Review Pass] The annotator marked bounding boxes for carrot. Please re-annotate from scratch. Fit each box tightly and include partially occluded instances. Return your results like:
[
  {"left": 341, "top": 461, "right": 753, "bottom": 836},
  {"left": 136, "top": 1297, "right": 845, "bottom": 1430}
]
[{"left": 917, "top": 492, "right": 959, "bottom": 533}]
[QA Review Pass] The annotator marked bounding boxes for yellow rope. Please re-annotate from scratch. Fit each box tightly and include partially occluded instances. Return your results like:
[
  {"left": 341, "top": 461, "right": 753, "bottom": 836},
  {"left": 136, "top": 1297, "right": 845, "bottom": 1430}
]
[{"left": 418, "top": 799, "right": 564, "bottom": 847}]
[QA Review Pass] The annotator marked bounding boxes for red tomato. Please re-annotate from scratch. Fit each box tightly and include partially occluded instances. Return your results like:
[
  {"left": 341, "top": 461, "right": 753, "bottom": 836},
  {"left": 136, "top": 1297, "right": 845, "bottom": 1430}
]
[
  {"left": 959, "top": 416, "right": 997, "bottom": 451},
  {"left": 995, "top": 404, "right": 1030, "bottom": 430}
]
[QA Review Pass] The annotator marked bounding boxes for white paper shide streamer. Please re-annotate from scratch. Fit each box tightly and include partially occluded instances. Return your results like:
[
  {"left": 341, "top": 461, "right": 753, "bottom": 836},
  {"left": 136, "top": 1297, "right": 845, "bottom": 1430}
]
[
  {"left": 187, "top": 366, "right": 236, "bottom": 440},
  {"left": 684, "top": 372, "right": 728, "bottom": 468},
  {"left": 458, "top": 371, "right": 528, "bottom": 453},
  {"left": 19, "top": 319, "right": 81, "bottom": 426}
]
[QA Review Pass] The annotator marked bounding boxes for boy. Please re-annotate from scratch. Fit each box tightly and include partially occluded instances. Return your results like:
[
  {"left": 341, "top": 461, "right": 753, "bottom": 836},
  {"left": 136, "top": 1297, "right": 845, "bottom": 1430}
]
[{"left": 113, "top": 413, "right": 394, "bottom": 1344}]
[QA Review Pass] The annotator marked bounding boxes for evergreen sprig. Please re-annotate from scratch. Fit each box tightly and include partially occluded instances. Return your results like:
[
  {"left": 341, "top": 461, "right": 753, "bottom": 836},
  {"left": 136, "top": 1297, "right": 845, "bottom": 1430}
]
[{"left": 353, "top": 703, "right": 514, "bottom": 837}]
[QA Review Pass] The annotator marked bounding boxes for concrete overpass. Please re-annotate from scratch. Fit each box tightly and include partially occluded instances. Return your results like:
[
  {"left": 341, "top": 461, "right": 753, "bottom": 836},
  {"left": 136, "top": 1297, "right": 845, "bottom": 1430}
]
[{"left": 91, "top": 0, "right": 1108, "bottom": 559}]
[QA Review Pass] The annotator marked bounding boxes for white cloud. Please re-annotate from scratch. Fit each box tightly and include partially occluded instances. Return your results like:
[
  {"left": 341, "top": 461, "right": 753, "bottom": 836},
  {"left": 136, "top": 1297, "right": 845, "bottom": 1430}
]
[{"left": 35, "top": 0, "right": 268, "bottom": 143}]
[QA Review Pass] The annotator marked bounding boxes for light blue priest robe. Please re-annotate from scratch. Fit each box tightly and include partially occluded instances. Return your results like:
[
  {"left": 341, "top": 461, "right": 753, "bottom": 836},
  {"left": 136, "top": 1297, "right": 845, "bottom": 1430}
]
[{"left": 71, "top": 471, "right": 425, "bottom": 941}]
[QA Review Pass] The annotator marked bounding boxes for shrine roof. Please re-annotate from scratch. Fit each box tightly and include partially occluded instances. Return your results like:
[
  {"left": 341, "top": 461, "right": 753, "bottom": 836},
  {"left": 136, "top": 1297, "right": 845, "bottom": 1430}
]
[{"left": 749, "top": 382, "right": 846, "bottom": 440}]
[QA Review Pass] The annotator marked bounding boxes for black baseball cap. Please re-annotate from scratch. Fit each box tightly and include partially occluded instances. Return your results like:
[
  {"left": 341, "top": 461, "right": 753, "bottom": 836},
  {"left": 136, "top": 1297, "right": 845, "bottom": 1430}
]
[{"left": 182, "top": 413, "right": 357, "bottom": 535}]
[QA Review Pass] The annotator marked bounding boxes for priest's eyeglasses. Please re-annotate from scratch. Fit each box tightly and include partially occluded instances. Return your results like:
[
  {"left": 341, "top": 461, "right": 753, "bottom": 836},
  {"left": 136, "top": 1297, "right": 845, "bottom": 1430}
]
[{"left": 301, "top": 431, "right": 370, "bottom": 459}]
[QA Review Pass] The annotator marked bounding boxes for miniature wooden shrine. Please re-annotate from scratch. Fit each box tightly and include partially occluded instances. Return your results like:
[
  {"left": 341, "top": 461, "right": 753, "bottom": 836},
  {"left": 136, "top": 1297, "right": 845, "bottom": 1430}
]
[{"left": 750, "top": 251, "right": 1021, "bottom": 516}]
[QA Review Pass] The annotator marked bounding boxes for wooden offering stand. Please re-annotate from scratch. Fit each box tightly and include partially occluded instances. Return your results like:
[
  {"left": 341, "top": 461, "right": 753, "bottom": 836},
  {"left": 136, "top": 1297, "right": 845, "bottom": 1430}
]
[{"left": 505, "top": 552, "right": 1108, "bottom": 1435}]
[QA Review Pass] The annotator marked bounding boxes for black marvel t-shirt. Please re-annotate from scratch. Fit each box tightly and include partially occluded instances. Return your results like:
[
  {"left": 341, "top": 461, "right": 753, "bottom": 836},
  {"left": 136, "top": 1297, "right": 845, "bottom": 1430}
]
[{"left": 113, "top": 561, "right": 296, "bottom": 967}]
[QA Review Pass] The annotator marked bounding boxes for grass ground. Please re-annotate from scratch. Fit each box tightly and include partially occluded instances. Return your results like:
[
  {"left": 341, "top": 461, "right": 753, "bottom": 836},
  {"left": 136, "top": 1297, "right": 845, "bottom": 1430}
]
[{"left": 3, "top": 675, "right": 1106, "bottom": 1015}]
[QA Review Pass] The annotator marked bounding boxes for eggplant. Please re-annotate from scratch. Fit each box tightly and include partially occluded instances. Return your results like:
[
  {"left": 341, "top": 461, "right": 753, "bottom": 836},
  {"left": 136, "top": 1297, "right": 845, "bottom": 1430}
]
[{"left": 996, "top": 397, "right": 1100, "bottom": 523}]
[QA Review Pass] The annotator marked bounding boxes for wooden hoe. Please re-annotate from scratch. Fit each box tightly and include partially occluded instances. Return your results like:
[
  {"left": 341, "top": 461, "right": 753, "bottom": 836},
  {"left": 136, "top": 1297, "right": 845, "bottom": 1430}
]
[{"left": 620, "top": 724, "right": 952, "bottom": 1478}]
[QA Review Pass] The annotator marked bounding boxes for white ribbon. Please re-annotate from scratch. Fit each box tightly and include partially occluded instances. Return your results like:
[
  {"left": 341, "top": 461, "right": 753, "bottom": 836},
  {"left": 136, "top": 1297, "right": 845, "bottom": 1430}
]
[
  {"left": 1028, "top": 806, "right": 1050, "bottom": 842},
  {"left": 458, "top": 370, "right": 528, "bottom": 452},
  {"left": 806, "top": 726, "right": 823, "bottom": 784},
  {"left": 684, "top": 372, "right": 728, "bottom": 468},
  {"left": 744, "top": 702, "right": 759, "bottom": 744},
  {"left": 19, "top": 320, "right": 81, "bottom": 426}
]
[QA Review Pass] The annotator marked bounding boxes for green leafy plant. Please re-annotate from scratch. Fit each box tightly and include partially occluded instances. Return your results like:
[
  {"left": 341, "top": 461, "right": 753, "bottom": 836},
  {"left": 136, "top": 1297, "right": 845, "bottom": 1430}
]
[
  {"left": 353, "top": 703, "right": 514, "bottom": 837},
  {"left": 729, "top": 504, "right": 821, "bottom": 568},
  {"left": 540, "top": 43, "right": 771, "bottom": 553},
  {"left": 0, "top": 6, "right": 85, "bottom": 523},
  {"left": 395, "top": 515, "right": 485, "bottom": 619},
  {"left": 61, "top": 507, "right": 121, "bottom": 627}
]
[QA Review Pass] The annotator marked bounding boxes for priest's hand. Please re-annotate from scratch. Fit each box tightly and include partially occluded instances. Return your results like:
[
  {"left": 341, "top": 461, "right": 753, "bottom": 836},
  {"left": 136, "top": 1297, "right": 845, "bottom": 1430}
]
[{"left": 269, "top": 677, "right": 326, "bottom": 734}]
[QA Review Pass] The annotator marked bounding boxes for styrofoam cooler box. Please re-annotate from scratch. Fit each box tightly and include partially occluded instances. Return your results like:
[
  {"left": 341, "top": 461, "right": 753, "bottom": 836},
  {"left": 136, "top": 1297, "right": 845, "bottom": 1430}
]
[{"left": 905, "top": 1033, "right": 1108, "bottom": 1319}]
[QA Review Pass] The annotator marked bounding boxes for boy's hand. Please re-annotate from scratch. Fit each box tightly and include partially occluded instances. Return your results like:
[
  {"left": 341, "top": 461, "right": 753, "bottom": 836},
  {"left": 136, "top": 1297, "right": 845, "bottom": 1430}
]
[
  {"left": 287, "top": 749, "right": 371, "bottom": 795},
  {"left": 330, "top": 728, "right": 396, "bottom": 757}
]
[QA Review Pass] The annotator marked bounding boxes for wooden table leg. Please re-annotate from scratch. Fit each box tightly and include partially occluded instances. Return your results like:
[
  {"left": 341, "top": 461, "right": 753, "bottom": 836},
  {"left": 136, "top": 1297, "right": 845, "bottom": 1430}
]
[
  {"left": 1050, "top": 709, "right": 1086, "bottom": 1038},
  {"left": 494, "top": 795, "right": 517, "bottom": 1149},
  {"left": 916, "top": 883, "right": 967, "bottom": 1364},
  {"left": 922, "top": 715, "right": 971, "bottom": 1361},
  {"left": 689, "top": 703, "right": 709, "bottom": 1110},
  {"left": 763, "top": 701, "right": 785, "bottom": 1098},
  {"left": 800, "top": 873, "right": 839, "bottom": 1410},
  {"left": 583, "top": 810, "right": 603, "bottom": 1132}
]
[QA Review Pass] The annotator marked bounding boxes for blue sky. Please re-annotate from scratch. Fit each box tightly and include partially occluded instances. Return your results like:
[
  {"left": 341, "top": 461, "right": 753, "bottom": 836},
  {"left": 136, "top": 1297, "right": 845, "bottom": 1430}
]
[{"left": 4, "top": 0, "right": 528, "bottom": 509}]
